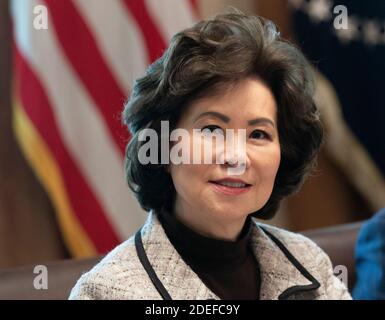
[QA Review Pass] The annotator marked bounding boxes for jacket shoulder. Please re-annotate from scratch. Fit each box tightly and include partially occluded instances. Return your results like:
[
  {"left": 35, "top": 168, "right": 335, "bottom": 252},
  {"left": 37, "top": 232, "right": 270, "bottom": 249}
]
[
  {"left": 257, "top": 222, "right": 330, "bottom": 274},
  {"left": 256, "top": 222, "right": 352, "bottom": 300},
  {"left": 68, "top": 236, "right": 159, "bottom": 300},
  {"left": 257, "top": 222, "right": 322, "bottom": 254}
]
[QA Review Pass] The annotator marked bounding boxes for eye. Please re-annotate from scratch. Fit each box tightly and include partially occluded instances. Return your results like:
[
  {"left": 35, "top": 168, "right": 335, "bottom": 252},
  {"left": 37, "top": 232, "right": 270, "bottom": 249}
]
[
  {"left": 250, "top": 129, "right": 271, "bottom": 140},
  {"left": 201, "top": 125, "right": 224, "bottom": 135}
]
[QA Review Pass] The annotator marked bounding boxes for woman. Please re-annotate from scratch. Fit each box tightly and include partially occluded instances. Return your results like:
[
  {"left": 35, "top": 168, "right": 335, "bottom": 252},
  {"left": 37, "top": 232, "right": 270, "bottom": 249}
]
[{"left": 70, "top": 10, "right": 351, "bottom": 300}]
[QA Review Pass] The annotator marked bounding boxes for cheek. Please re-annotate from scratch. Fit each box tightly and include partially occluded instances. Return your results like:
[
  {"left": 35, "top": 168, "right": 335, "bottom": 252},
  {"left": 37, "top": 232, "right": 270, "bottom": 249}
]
[
  {"left": 254, "top": 147, "right": 281, "bottom": 182},
  {"left": 270, "top": 148, "right": 281, "bottom": 176},
  {"left": 169, "top": 131, "right": 213, "bottom": 196},
  {"left": 170, "top": 163, "right": 207, "bottom": 197}
]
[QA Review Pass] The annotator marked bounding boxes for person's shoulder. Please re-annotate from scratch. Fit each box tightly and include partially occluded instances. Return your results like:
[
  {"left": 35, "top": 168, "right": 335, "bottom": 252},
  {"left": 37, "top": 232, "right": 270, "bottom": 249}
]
[
  {"left": 255, "top": 222, "right": 352, "bottom": 300},
  {"left": 353, "top": 208, "right": 385, "bottom": 299},
  {"left": 359, "top": 208, "right": 385, "bottom": 242},
  {"left": 256, "top": 221, "right": 323, "bottom": 256},
  {"left": 254, "top": 222, "right": 333, "bottom": 283},
  {"left": 68, "top": 235, "right": 155, "bottom": 300}
]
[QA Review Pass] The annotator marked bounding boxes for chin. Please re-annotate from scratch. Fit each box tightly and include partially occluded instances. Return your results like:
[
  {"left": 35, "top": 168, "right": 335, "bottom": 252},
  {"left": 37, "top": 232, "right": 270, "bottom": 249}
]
[{"left": 210, "top": 205, "right": 249, "bottom": 219}]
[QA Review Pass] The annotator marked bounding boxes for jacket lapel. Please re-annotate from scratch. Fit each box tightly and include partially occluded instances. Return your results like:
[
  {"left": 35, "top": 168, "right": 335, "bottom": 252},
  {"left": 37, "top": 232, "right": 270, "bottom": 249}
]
[
  {"left": 139, "top": 211, "right": 220, "bottom": 300},
  {"left": 139, "top": 210, "right": 320, "bottom": 300},
  {"left": 249, "top": 220, "right": 320, "bottom": 300}
]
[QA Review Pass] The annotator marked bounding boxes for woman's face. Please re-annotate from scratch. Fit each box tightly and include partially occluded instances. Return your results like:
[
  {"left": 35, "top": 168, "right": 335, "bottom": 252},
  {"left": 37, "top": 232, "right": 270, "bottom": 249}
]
[{"left": 168, "top": 77, "right": 281, "bottom": 228}]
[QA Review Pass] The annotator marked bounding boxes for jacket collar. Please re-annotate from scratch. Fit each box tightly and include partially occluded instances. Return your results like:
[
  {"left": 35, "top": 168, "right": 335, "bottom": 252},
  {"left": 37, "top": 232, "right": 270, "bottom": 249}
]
[{"left": 140, "top": 210, "right": 320, "bottom": 300}]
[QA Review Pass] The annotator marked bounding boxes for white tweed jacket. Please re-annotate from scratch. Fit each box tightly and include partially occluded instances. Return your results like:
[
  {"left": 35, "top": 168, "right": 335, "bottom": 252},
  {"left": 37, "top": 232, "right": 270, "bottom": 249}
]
[{"left": 69, "top": 210, "right": 352, "bottom": 300}]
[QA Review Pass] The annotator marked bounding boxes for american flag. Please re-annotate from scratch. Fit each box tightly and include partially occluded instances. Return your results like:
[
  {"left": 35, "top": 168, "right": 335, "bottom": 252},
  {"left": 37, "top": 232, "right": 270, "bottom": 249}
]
[{"left": 11, "top": 0, "right": 198, "bottom": 257}]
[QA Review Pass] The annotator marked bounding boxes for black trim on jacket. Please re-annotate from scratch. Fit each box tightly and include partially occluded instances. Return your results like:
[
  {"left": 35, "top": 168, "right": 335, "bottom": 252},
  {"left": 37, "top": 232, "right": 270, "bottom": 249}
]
[{"left": 135, "top": 225, "right": 321, "bottom": 300}]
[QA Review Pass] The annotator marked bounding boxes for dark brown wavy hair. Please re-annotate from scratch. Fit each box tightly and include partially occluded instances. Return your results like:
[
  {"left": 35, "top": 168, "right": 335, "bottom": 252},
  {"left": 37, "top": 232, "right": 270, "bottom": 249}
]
[{"left": 122, "top": 9, "right": 324, "bottom": 219}]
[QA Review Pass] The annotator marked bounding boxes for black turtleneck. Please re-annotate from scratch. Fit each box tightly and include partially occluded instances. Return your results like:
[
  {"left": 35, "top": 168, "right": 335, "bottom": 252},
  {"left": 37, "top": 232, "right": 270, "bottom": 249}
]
[{"left": 157, "top": 207, "right": 260, "bottom": 300}]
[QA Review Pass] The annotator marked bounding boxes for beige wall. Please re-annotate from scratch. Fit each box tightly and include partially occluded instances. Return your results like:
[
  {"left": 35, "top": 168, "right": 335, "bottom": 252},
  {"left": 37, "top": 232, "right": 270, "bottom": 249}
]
[
  {"left": 197, "top": 0, "right": 293, "bottom": 39},
  {"left": 198, "top": 0, "right": 257, "bottom": 18}
]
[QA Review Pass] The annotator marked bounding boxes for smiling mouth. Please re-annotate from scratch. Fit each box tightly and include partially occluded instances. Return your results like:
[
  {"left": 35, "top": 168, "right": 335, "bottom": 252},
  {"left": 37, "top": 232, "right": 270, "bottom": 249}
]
[
  {"left": 209, "top": 181, "right": 251, "bottom": 188},
  {"left": 208, "top": 181, "right": 252, "bottom": 195},
  {"left": 209, "top": 181, "right": 252, "bottom": 188}
]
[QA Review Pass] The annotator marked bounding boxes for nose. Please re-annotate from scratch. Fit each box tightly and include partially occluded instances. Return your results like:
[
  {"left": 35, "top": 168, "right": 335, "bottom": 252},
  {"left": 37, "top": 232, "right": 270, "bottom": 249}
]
[
  {"left": 223, "top": 150, "right": 250, "bottom": 169},
  {"left": 218, "top": 129, "right": 250, "bottom": 174}
]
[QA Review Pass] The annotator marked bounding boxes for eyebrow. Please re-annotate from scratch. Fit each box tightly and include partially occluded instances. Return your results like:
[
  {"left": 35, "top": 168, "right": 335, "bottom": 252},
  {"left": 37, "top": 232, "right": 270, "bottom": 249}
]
[{"left": 193, "top": 111, "right": 276, "bottom": 128}]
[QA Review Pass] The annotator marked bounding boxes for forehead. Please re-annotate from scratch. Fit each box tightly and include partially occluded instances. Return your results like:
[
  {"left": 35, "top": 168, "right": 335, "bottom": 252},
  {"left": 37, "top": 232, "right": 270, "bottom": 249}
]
[{"left": 179, "top": 77, "right": 278, "bottom": 124}]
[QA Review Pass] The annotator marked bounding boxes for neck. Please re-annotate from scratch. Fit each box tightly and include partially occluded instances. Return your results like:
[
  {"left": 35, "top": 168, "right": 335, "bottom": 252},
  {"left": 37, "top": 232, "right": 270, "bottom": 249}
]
[{"left": 172, "top": 201, "right": 247, "bottom": 242}]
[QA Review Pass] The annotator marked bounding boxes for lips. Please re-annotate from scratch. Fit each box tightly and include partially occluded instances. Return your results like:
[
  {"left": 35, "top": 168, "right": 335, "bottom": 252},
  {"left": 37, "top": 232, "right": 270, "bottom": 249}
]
[
  {"left": 209, "top": 179, "right": 252, "bottom": 196},
  {"left": 210, "top": 178, "right": 252, "bottom": 188}
]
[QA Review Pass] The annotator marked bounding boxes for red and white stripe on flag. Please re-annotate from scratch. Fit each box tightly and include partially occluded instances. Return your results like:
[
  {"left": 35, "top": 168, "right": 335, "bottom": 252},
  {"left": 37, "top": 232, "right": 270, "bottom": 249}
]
[{"left": 11, "top": 0, "right": 198, "bottom": 257}]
